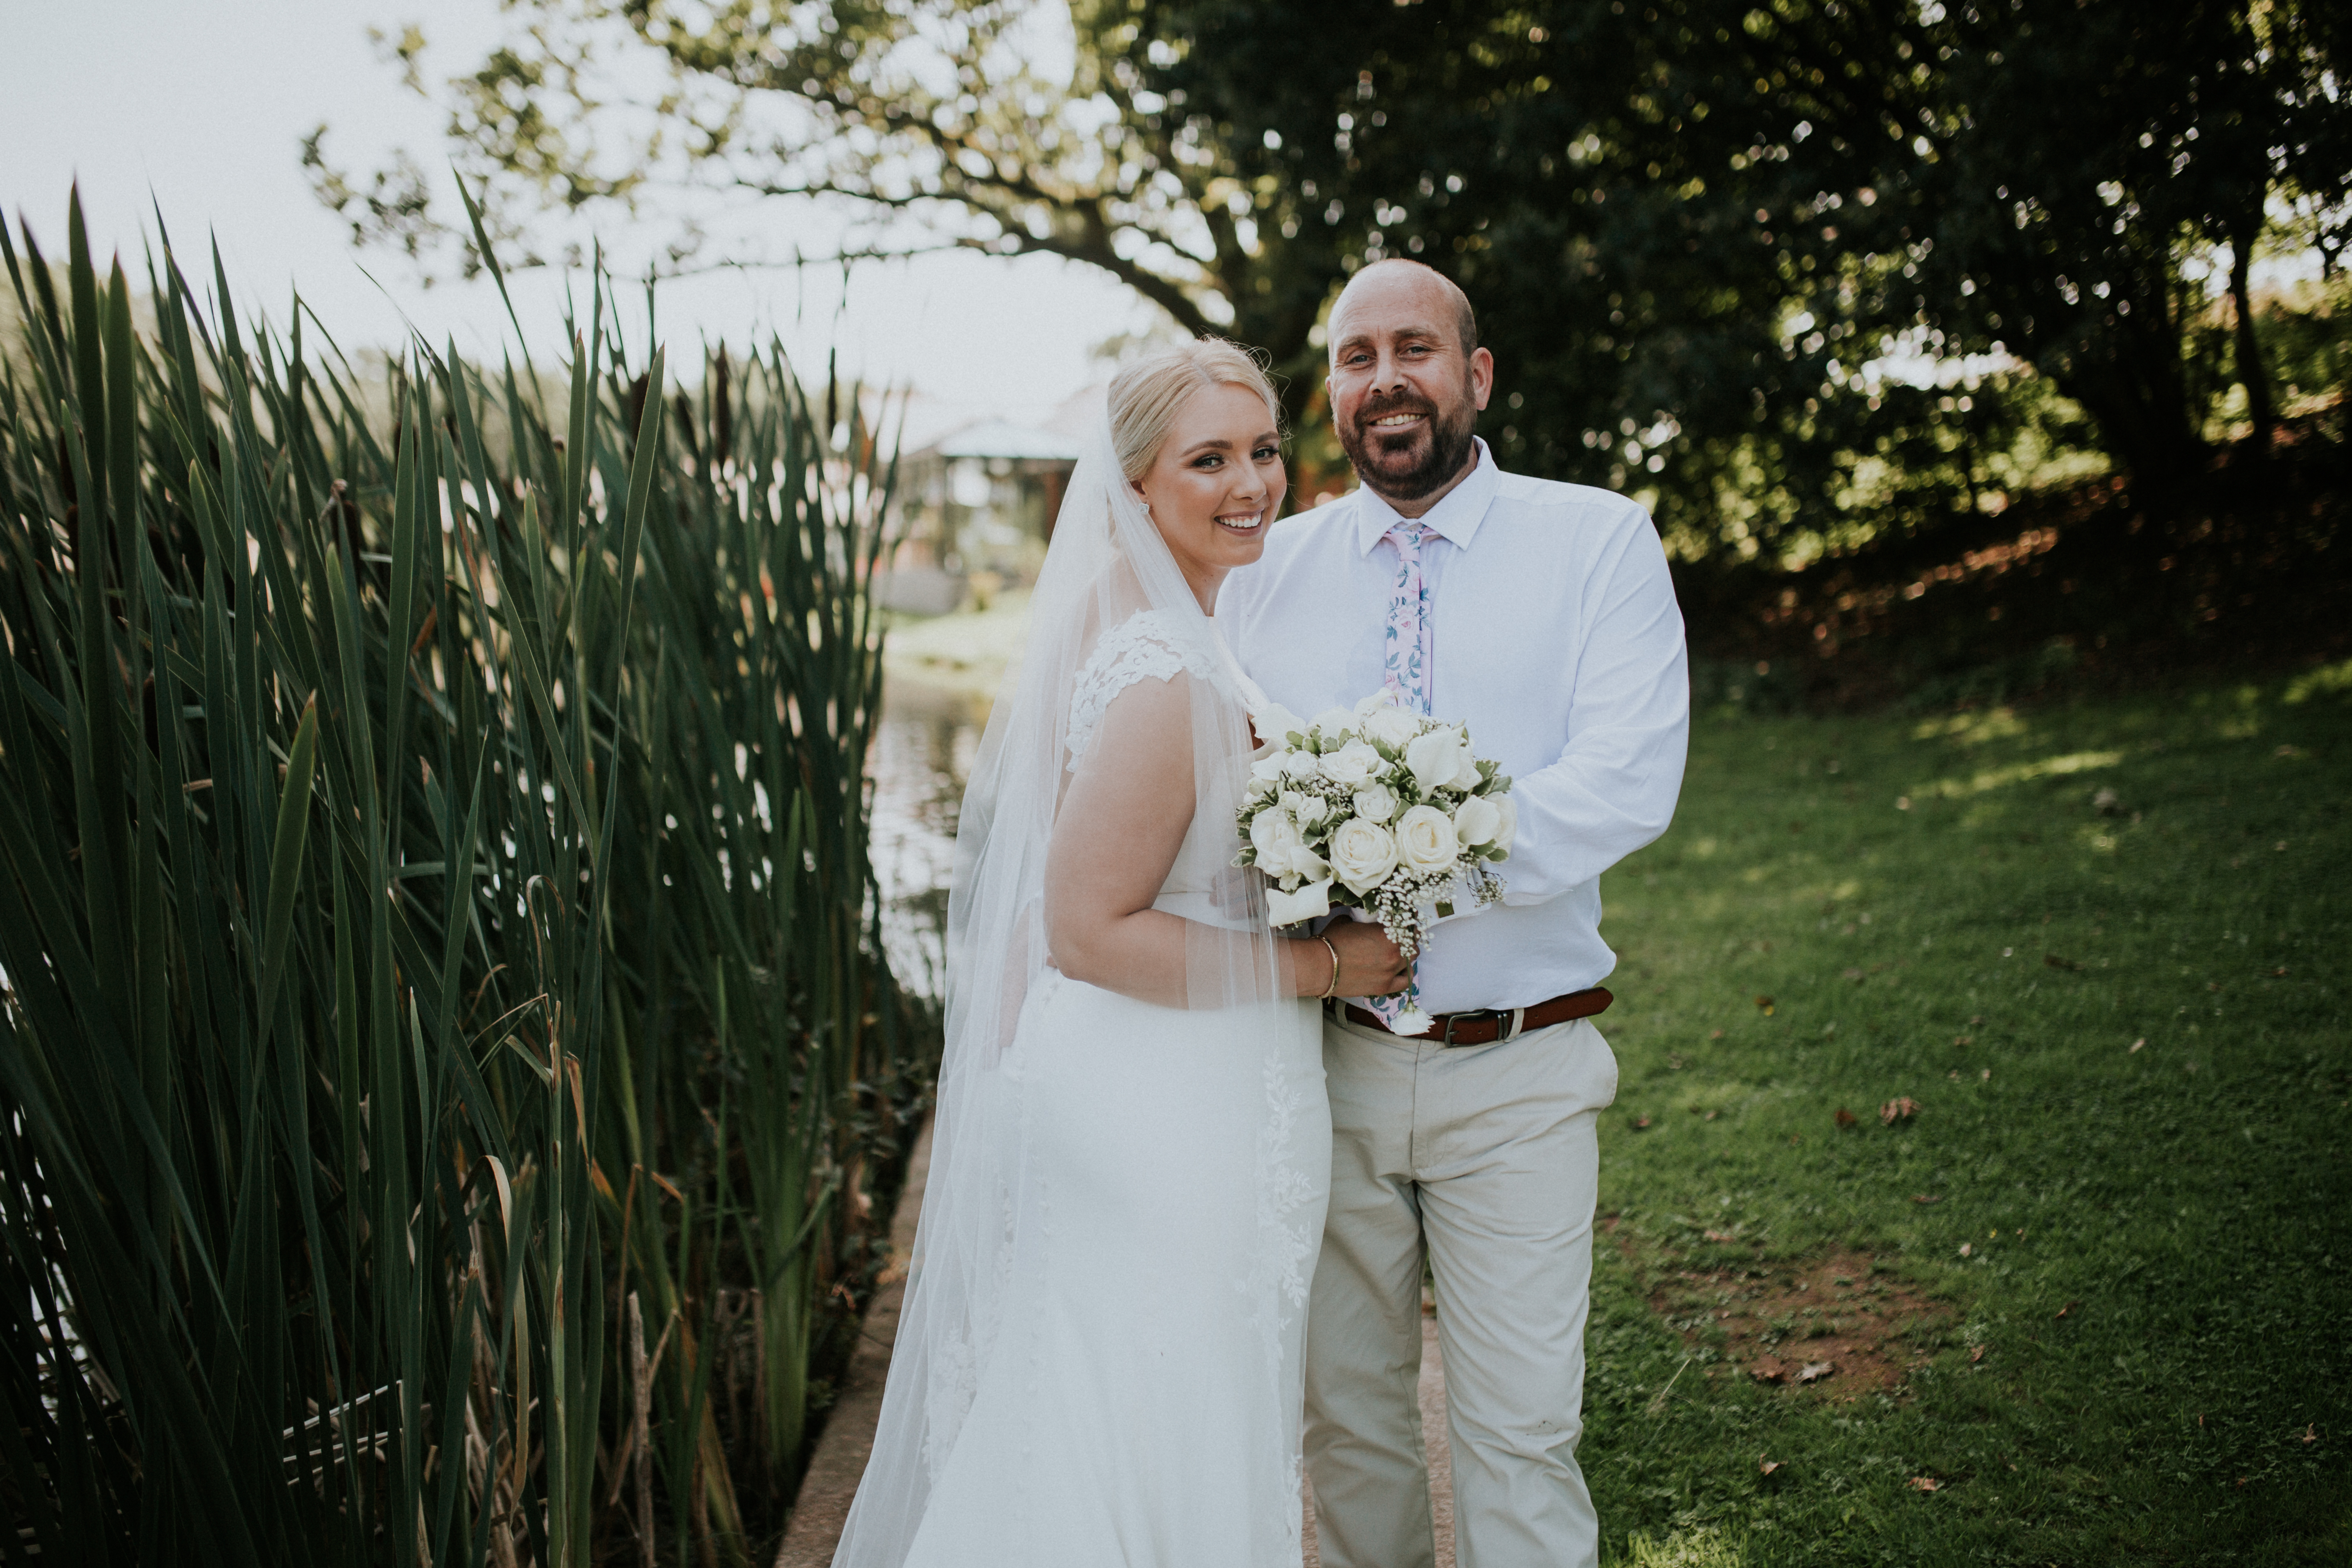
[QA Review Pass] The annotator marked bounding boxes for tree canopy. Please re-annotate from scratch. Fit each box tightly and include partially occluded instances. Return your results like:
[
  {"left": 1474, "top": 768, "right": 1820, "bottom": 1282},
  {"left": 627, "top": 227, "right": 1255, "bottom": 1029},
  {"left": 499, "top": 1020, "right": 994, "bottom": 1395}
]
[{"left": 318, "top": 0, "right": 2351, "bottom": 559}]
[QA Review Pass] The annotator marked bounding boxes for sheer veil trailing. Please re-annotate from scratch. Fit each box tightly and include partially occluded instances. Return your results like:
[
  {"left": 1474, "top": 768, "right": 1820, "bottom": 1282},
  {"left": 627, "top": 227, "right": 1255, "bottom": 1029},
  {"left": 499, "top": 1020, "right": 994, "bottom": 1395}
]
[{"left": 833, "top": 415, "right": 1313, "bottom": 1564}]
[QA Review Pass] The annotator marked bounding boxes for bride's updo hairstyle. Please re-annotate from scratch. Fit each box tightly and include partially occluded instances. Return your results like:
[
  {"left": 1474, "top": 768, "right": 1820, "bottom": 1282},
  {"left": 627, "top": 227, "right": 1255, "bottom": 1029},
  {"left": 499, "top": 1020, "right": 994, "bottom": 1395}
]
[{"left": 1108, "top": 339, "right": 1282, "bottom": 483}]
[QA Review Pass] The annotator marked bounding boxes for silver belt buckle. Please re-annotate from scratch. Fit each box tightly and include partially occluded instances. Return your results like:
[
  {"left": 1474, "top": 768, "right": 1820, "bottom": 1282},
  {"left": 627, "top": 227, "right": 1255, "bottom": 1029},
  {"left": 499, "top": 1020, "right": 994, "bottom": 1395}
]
[{"left": 1439, "top": 1007, "right": 1527, "bottom": 1048}]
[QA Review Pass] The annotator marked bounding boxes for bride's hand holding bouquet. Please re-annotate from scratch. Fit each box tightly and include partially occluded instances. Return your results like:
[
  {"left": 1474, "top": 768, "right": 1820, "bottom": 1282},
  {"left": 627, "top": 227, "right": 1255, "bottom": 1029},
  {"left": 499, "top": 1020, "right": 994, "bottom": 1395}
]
[{"left": 1234, "top": 691, "right": 1516, "bottom": 1027}]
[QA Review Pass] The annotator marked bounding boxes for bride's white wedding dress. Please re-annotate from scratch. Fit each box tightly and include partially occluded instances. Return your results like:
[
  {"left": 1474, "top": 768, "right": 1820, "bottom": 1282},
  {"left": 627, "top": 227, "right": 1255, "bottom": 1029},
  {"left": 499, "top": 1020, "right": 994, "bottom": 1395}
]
[
  {"left": 836, "top": 436, "right": 1331, "bottom": 1566},
  {"left": 902, "top": 610, "right": 1329, "bottom": 1566}
]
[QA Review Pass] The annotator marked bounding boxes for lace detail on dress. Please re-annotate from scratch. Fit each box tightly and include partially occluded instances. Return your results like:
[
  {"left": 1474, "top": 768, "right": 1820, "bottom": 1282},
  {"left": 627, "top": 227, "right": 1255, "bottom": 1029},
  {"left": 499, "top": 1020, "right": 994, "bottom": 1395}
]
[{"left": 1064, "top": 609, "right": 1225, "bottom": 771}]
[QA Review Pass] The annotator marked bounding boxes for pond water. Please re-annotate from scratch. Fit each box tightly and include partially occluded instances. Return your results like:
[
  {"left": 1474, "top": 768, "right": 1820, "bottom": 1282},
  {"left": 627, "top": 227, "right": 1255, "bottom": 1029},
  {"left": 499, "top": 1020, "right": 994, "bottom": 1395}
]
[{"left": 868, "top": 676, "right": 991, "bottom": 1001}]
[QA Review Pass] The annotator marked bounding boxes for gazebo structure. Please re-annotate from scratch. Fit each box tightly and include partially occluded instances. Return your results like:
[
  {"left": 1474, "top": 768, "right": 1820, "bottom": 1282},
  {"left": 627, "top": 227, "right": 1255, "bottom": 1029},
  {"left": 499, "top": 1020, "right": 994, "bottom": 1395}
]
[{"left": 877, "top": 418, "right": 1084, "bottom": 614}]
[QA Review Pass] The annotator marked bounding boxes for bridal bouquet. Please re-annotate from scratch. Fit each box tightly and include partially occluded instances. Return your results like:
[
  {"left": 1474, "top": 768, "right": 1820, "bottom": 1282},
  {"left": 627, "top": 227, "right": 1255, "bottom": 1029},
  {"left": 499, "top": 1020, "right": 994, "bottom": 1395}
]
[{"left": 1234, "top": 690, "right": 1516, "bottom": 954}]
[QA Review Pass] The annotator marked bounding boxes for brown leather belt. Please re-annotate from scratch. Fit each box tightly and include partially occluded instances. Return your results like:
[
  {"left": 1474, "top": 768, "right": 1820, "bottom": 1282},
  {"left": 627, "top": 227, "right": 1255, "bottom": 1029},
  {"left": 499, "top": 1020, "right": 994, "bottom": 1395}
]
[{"left": 1331, "top": 987, "right": 1614, "bottom": 1048}]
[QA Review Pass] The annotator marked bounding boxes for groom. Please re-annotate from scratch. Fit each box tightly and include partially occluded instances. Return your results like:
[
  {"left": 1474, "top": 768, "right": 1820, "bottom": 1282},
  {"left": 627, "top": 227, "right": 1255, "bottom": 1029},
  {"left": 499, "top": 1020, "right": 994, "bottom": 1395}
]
[{"left": 1221, "top": 260, "right": 1689, "bottom": 1568}]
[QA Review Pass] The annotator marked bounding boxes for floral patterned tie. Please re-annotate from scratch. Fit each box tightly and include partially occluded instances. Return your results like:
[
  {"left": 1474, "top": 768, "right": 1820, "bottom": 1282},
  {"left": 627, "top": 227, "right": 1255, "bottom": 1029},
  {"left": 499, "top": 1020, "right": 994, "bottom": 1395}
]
[{"left": 1371, "top": 520, "right": 1434, "bottom": 1031}]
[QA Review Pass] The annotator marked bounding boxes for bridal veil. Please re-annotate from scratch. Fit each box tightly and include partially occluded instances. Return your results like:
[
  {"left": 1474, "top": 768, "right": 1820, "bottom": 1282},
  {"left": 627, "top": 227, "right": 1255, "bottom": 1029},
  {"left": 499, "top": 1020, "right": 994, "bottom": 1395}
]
[{"left": 834, "top": 384, "right": 1314, "bottom": 1563}]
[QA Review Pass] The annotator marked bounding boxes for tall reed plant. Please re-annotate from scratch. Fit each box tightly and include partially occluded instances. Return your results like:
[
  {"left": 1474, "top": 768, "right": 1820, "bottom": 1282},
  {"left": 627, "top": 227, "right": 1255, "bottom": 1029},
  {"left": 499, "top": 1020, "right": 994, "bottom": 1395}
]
[{"left": 0, "top": 189, "right": 931, "bottom": 1566}]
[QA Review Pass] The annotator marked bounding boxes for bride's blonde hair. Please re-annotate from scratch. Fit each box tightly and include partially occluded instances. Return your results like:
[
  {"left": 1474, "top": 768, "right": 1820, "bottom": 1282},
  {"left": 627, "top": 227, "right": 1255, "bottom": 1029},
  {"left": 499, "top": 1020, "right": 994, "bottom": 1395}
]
[{"left": 1108, "top": 339, "right": 1282, "bottom": 482}]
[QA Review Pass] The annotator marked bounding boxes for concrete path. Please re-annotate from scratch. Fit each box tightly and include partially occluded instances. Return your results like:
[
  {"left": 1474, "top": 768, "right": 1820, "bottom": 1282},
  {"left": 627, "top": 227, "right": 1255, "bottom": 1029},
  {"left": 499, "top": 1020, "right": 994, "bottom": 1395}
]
[
  {"left": 1302, "top": 1314, "right": 1457, "bottom": 1568},
  {"left": 779, "top": 1118, "right": 1459, "bottom": 1567},
  {"left": 774, "top": 1119, "right": 934, "bottom": 1567}
]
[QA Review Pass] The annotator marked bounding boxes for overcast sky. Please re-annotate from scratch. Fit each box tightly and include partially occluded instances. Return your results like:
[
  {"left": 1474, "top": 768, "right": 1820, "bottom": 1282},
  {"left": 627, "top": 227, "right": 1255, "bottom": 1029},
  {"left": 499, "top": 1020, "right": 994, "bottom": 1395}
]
[{"left": 2, "top": 0, "right": 1159, "bottom": 438}]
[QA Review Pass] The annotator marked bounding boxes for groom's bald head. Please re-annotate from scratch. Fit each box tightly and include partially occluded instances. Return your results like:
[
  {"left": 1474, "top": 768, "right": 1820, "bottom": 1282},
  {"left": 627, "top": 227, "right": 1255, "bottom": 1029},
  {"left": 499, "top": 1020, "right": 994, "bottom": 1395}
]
[{"left": 1327, "top": 260, "right": 1478, "bottom": 363}]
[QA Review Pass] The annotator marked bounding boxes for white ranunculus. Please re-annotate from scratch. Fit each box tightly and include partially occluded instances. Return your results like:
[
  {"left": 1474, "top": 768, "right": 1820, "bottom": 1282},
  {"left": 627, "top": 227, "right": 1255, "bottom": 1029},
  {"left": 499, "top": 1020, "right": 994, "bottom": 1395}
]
[
  {"left": 1265, "top": 876, "right": 1332, "bottom": 927},
  {"left": 1318, "top": 739, "right": 1387, "bottom": 789},
  {"left": 1360, "top": 701, "right": 1423, "bottom": 749},
  {"left": 1488, "top": 795, "right": 1518, "bottom": 859},
  {"left": 1453, "top": 793, "right": 1502, "bottom": 847},
  {"left": 1249, "top": 808, "right": 1310, "bottom": 877},
  {"left": 1351, "top": 781, "right": 1400, "bottom": 824},
  {"left": 1327, "top": 817, "right": 1400, "bottom": 895},
  {"left": 1405, "top": 728, "right": 1471, "bottom": 795},
  {"left": 1395, "top": 804, "right": 1460, "bottom": 872},
  {"left": 1281, "top": 789, "right": 1333, "bottom": 829}
]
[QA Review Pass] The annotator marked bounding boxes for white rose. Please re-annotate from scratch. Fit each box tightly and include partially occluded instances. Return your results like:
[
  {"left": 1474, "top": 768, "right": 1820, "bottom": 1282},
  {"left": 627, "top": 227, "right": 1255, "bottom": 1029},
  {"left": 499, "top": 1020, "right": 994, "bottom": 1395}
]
[
  {"left": 1318, "top": 739, "right": 1386, "bottom": 789},
  {"left": 1488, "top": 795, "right": 1517, "bottom": 859},
  {"left": 1249, "top": 808, "right": 1309, "bottom": 876},
  {"left": 1351, "top": 781, "right": 1400, "bottom": 824},
  {"left": 1327, "top": 817, "right": 1400, "bottom": 895},
  {"left": 1395, "top": 804, "right": 1460, "bottom": 872},
  {"left": 1405, "top": 728, "right": 1470, "bottom": 795},
  {"left": 1452, "top": 793, "right": 1502, "bottom": 847},
  {"left": 1280, "top": 748, "right": 1324, "bottom": 781},
  {"left": 1389, "top": 1003, "right": 1437, "bottom": 1037},
  {"left": 1265, "top": 877, "right": 1332, "bottom": 927},
  {"left": 1360, "top": 702, "right": 1423, "bottom": 749}
]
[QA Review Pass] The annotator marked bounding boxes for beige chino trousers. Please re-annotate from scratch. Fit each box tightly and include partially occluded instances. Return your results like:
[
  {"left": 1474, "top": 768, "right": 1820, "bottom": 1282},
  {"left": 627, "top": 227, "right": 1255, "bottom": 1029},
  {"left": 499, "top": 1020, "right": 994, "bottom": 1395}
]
[{"left": 1304, "top": 1009, "right": 1618, "bottom": 1568}]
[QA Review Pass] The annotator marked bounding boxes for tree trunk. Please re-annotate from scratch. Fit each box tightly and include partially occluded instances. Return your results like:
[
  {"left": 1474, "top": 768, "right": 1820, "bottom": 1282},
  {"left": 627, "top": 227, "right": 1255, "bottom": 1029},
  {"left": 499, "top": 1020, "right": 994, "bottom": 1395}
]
[{"left": 2228, "top": 218, "right": 2275, "bottom": 452}]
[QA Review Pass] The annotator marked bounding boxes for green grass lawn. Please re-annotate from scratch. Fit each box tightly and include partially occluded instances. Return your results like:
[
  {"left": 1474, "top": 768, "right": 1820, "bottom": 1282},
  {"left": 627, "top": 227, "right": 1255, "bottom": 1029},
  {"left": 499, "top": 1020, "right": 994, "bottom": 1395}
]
[{"left": 1582, "top": 661, "right": 2352, "bottom": 1566}]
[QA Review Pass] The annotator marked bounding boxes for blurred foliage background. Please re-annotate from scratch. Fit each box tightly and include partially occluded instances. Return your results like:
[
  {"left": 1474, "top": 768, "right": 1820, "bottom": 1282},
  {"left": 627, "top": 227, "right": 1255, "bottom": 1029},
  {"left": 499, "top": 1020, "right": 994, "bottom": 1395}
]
[{"left": 318, "top": 2, "right": 2344, "bottom": 544}]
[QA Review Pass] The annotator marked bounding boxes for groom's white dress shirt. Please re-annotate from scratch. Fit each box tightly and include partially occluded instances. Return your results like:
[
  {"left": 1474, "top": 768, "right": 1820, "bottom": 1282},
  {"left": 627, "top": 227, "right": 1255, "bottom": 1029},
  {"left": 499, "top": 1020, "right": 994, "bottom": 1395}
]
[{"left": 1220, "top": 440, "right": 1690, "bottom": 1016}]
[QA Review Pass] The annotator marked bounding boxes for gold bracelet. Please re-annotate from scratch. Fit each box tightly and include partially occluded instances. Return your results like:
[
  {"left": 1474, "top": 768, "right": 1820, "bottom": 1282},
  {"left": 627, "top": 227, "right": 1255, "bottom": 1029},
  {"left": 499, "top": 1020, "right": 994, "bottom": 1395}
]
[{"left": 1317, "top": 935, "right": 1342, "bottom": 1001}]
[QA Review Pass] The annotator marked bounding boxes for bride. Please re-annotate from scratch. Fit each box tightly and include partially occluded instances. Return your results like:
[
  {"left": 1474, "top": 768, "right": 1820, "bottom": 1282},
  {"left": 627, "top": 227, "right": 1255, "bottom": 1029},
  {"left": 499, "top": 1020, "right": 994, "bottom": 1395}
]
[{"left": 834, "top": 341, "right": 1408, "bottom": 1566}]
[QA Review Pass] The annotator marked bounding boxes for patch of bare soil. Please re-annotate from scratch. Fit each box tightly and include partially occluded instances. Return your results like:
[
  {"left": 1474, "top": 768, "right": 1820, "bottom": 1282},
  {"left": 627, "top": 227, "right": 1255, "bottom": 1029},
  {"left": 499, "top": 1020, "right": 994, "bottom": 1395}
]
[{"left": 1634, "top": 1245, "right": 1953, "bottom": 1402}]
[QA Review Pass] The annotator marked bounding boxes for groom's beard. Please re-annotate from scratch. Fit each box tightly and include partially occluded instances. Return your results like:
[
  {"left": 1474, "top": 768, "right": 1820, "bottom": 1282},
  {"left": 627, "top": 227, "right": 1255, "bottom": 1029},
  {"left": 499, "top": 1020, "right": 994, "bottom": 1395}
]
[{"left": 1339, "top": 383, "right": 1479, "bottom": 504}]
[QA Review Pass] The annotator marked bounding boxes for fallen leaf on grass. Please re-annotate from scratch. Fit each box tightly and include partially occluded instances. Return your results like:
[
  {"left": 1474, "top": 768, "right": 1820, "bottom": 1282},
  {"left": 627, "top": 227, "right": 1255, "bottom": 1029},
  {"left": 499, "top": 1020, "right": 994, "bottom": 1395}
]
[
  {"left": 1634, "top": 1115, "right": 1653, "bottom": 1130},
  {"left": 1952, "top": 1034, "right": 1974, "bottom": 1046},
  {"left": 1794, "top": 1360, "right": 1835, "bottom": 1384},
  {"left": 2130, "top": 1038, "right": 2145, "bottom": 1053},
  {"left": 2305, "top": 1424, "right": 2318, "bottom": 1444},
  {"left": 1959, "top": 1243, "right": 1973, "bottom": 1257},
  {"left": 2056, "top": 1301, "right": 2079, "bottom": 1319},
  {"left": 2092, "top": 787, "right": 2121, "bottom": 815},
  {"left": 1835, "top": 1107, "right": 1858, "bottom": 1129},
  {"left": 1760, "top": 1457, "right": 1783, "bottom": 1476},
  {"left": 1749, "top": 1359, "right": 1787, "bottom": 1384},
  {"left": 1709, "top": 1028, "right": 1725, "bottom": 1039},
  {"left": 2275, "top": 743, "right": 2302, "bottom": 758},
  {"left": 1907, "top": 1475, "right": 1941, "bottom": 1492},
  {"left": 1970, "top": 1345, "right": 1986, "bottom": 1363},
  {"left": 1755, "top": 994, "right": 1776, "bottom": 1015},
  {"left": 1704, "top": 1229, "right": 1738, "bottom": 1243},
  {"left": 2271, "top": 967, "right": 2290, "bottom": 978},
  {"left": 1912, "top": 1193, "right": 1943, "bottom": 1204},
  {"left": 1881, "top": 1096, "right": 1920, "bottom": 1125}
]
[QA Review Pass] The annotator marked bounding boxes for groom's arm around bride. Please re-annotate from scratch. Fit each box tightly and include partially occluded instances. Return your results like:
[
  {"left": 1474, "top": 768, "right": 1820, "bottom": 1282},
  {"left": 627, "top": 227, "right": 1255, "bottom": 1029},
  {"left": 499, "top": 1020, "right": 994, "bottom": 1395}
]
[{"left": 1221, "top": 261, "right": 1690, "bottom": 1568}]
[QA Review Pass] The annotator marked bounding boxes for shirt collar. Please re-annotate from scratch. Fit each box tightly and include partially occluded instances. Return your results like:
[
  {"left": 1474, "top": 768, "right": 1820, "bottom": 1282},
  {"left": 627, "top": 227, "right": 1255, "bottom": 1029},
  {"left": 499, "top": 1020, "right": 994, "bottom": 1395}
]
[{"left": 1350, "top": 438, "right": 1500, "bottom": 557}]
